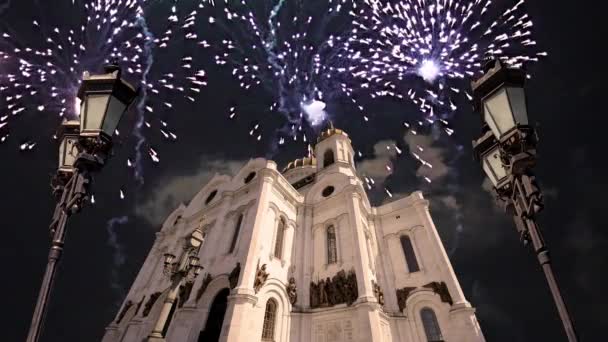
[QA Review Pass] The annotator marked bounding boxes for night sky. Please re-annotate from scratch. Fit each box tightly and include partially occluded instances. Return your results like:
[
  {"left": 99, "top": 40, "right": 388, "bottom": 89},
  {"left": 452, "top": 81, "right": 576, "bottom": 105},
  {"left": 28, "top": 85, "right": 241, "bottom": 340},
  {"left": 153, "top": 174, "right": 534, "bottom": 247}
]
[{"left": 1, "top": 1, "right": 606, "bottom": 341}]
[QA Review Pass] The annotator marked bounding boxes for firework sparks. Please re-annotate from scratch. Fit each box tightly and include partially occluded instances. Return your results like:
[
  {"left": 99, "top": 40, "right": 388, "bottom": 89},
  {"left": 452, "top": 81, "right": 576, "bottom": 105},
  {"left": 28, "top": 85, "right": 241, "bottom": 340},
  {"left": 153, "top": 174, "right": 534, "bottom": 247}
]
[
  {"left": 345, "top": 0, "right": 545, "bottom": 120},
  {"left": 197, "top": 0, "right": 367, "bottom": 145},
  {"left": 1, "top": 0, "right": 210, "bottom": 183}
]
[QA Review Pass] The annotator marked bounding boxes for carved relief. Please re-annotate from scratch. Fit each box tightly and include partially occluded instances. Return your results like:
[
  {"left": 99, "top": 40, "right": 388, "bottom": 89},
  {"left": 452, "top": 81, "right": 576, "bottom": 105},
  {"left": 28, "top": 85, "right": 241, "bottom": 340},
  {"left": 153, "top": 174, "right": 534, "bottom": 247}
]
[
  {"left": 142, "top": 291, "right": 162, "bottom": 317},
  {"left": 116, "top": 300, "right": 133, "bottom": 323},
  {"left": 178, "top": 282, "right": 193, "bottom": 307},
  {"left": 372, "top": 280, "right": 384, "bottom": 306},
  {"left": 313, "top": 319, "right": 354, "bottom": 342},
  {"left": 423, "top": 281, "right": 453, "bottom": 305},
  {"left": 395, "top": 281, "right": 452, "bottom": 312},
  {"left": 196, "top": 273, "right": 213, "bottom": 302},
  {"left": 253, "top": 264, "right": 269, "bottom": 293},
  {"left": 228, "top": 262, "right": 241, "bottom": 289},
  {"left": 287, "top": 277, "right": 297, "bottom": 305},
  {"left": 309, "top": 269, "right": 358, "bottom": 308},
  {"left": 396, "top": 287, "right": 416, "bottom": 312}
]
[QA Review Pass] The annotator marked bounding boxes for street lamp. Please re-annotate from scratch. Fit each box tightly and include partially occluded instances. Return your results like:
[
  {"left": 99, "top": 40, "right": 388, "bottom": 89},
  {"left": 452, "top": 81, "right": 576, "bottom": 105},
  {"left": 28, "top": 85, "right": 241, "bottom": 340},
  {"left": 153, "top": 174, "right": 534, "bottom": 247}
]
[
  {"left": 471, "top": 60, "right": 578, "bottom": 342},
  {"left": 148, "top": 225, "right": 206, "bottom": 341},
  {"left": 26, "top": 64, "right": 137, "bottom": 342}
]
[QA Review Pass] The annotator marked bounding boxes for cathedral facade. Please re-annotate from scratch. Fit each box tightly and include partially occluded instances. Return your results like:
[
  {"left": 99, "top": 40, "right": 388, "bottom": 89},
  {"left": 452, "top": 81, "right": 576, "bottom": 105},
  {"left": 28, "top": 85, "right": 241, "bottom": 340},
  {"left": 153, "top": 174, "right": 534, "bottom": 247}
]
[{"left": 102, "top": 127, "right": 485, "bottom": 342}]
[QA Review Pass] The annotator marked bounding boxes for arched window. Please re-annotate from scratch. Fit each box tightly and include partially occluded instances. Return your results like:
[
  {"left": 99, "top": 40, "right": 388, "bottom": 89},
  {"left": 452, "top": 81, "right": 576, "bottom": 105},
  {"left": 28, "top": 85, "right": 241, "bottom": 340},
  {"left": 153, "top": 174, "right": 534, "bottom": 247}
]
[
  {"left": 323, "top": 149, "right": 335, "bottom": 167},
  {"left": 229, "top": 214, "right": 243, "bottom": 253},
  {"left": 274, "top": 218, "right": 285, "bottom": 258},
  {"left": 421, "top": 307, "right": 444, "bottom": 342},
  {"left": 400, "top": 236, "right": 420, "bottom": 272},
  {"left": 327, "top": 226, "right": 337, "bottom": 264},
  {"left": 261, "top": 299, "right": 277, "bottom": 341}
]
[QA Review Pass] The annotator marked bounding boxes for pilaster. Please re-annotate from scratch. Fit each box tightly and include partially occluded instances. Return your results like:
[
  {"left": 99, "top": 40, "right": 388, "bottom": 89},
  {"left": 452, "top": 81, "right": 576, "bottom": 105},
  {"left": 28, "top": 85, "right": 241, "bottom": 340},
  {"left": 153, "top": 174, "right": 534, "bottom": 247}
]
[{"left": 346, "top": 189, "right": 376, "bottom": 302}]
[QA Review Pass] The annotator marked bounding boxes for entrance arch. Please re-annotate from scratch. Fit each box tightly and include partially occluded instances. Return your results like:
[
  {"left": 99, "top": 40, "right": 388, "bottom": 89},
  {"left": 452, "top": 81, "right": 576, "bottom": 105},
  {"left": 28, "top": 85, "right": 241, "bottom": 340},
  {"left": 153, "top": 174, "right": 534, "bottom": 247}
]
[{"left": 198, "top": 288, "right": 229, "bottom": 342}]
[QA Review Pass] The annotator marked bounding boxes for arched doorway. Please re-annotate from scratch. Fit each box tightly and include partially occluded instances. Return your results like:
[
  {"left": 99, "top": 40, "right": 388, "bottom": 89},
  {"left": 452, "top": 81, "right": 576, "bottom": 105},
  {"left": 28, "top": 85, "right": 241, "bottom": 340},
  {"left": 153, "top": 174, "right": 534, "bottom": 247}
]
[{"left": 198, "top": 288, "right": 230, "bottom": 342}]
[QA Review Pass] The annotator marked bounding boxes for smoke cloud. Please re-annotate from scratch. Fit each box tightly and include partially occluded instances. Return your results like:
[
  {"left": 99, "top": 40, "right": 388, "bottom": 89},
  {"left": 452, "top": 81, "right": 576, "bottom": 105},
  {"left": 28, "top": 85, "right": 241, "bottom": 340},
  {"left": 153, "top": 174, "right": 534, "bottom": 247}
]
[
  {"left": 106, "top": 215, "right": 129, "bottom": 302},
  {"left": 135, "top": 157, "right": 245, "bottom": 226}
]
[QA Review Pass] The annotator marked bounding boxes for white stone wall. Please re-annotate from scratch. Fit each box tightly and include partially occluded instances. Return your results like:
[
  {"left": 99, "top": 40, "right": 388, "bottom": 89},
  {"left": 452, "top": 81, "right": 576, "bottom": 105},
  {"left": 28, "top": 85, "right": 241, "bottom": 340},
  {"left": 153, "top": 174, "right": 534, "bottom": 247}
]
[{"left": 103, "top": 137, "right": 485, "bottom": 342}]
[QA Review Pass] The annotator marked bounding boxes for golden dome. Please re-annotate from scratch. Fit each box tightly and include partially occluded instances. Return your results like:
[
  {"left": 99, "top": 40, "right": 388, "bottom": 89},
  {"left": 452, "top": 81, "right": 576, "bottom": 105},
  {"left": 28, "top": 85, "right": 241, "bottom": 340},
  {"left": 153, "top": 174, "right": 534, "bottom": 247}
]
[
  {"left": 282, "top": 156, "right": 317, "bottom": 173},
  {"left": 316, "top": 122, "right": 349, "bottom": 143}
]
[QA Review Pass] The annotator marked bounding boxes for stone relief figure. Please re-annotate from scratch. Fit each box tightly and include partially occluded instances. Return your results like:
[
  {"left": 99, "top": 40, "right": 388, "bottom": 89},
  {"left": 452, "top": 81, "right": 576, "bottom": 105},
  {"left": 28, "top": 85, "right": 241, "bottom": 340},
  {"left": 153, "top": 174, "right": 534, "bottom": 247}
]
[
  {"left": 423, "top": 281, "right": 453, "bottom": 305},
  {"left": 116, "top": 300, "right": 133, "bottom": 323},
  {"left": 228, "top": 262, "right": 241, "bottom": 289},
  {"left": 287, "top": 277, "right": 297, "bottom": 305},
  {"left": 309, "top": 269, "right": 358, "bottom": 308},
  {"left": 178, "top": 282, "right": 193, "bottom": 307},
  {"left": 372, "top": 280, "right": 384, "bottom": 306},
  {"left": 396, "top": 287, "right": 416, "bottom": 312},
  {"left": 318, "top": 279, "right": 329, "bottom": 305},
  {"left": 142, "top": 292, "right": 162, "bottom": 317},
  {"left": 253, "top": 264, "right": 269, "bottom": 293},
  {"left": 346, "top": 270, "right": 358, "bottom": 305},
  {"left": 310, "top": 281, "right": 319, "bottom": 308},
  {"left": 332, "top": 274, "right": 345, "bottom": 304}
]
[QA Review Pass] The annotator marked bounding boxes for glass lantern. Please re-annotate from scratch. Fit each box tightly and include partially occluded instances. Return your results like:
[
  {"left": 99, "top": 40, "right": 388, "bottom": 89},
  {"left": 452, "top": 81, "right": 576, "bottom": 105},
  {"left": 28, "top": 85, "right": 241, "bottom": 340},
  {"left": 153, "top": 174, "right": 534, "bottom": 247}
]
[
  {"left": 57, "top": 120, "right": 80, "bottom": 173},
  {"left": 77, "top": 65, "right": 137, "bottom": 139}
]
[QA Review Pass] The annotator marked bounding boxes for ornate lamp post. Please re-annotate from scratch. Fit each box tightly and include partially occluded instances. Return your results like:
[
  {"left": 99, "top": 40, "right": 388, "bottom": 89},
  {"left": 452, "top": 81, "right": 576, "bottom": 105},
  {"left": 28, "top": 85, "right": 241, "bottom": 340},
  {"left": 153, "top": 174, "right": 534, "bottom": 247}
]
[
  {"left": 471, "top": 60, "right": 578, "bottom": 342},
  {"left": 26, "top": 64, "right": 138, "bottom": 342},
  {"left": 147, "top": 224, "right": 205, "bottom": 341}
]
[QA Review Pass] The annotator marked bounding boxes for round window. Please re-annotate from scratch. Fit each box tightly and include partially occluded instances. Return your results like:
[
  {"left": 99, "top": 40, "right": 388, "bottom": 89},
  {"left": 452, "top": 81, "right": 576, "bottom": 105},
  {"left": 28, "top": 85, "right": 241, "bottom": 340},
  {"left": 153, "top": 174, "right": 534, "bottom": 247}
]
[
  {"left": 322, "top": 186, "right": 335, "bottom": 197},
  {"left": 205, "top": 190, "right": 218, "bottom": 205},
  {"left": 244, "top": 171, "right": 256, "bottom": 184}
]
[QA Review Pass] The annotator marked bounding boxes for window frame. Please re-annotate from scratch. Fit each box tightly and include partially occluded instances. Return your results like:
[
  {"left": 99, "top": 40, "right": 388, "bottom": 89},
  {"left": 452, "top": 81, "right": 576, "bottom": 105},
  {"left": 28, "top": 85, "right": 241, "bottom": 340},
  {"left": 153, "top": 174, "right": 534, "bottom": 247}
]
[
  {"left": 261, "top": 299, "right": 277, "bottom": 341},
  {"left": 420, "top": 307, "right": 444, "bottom": 342},
  {"left": 229, "top": 213, "right": 244, "bottom": 253},
  {"left": 273, "top": 218, "right": 286, "bottom": 259},
  {"left": 400, "top": 235, "right": 420, "bottom": 273},
  {"left": 323, "top": 149, "right": 335, "bottom": 167},
  {"left": 326, "top": 225, "right": 338, "bottom": 264}
]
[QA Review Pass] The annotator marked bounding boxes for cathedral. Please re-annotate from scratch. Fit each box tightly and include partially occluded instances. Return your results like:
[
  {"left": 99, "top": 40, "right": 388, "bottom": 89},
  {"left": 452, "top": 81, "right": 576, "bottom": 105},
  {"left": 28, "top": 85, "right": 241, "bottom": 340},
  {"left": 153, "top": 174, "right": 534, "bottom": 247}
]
[{"left": 102, "top": 126, "right": 485, "bottom": 342}]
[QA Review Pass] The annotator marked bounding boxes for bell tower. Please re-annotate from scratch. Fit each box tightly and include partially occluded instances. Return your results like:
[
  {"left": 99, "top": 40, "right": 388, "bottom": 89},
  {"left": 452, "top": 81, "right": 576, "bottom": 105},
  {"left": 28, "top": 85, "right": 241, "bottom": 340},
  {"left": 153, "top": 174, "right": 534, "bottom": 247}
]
[{"left": 314, "top": 122, "right": 355, "bottom": 171}]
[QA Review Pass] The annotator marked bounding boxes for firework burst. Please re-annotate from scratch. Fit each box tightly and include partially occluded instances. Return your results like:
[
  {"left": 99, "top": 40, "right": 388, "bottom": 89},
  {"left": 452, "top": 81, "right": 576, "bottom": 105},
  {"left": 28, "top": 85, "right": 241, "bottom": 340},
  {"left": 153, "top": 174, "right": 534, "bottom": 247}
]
[
  {"left": 345, "top": 0, "right": 546, "bottom": 121},
  {"left": 0, "top": 0, "right": 210, "bottom": 183},
  {"left": 198, "top": 0, "right": 367, "bottom": 144}
]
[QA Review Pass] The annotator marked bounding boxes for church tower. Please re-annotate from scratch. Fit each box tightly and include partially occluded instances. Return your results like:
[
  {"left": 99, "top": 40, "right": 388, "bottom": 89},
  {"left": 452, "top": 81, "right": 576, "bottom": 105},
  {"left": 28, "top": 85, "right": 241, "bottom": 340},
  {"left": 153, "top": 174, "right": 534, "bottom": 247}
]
[{"left": 102, "top": 126, "right": 485, "bottom": 342}]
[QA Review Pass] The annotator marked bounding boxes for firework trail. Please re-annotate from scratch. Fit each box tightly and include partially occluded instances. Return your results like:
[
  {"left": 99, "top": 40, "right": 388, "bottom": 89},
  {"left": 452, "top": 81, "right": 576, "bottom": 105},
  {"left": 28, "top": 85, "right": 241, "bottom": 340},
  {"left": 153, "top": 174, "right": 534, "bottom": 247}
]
[
  {"left": 106, "top": 215, "right": 129, "bottom": 301},
  {"left": 198, "top": 0, "right": 367, "bottom": 146}
]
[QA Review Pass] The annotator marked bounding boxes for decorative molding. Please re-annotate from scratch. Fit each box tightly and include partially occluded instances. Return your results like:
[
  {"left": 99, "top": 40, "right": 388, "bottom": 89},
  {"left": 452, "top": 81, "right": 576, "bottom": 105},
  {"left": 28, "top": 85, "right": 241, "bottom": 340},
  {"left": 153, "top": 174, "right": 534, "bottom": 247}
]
[
  {"left": 253, "top": 264, "right": 269, "bottom": 294},
  {"left": 383, "top": 225, "right": 426, "bottom": 240}
]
